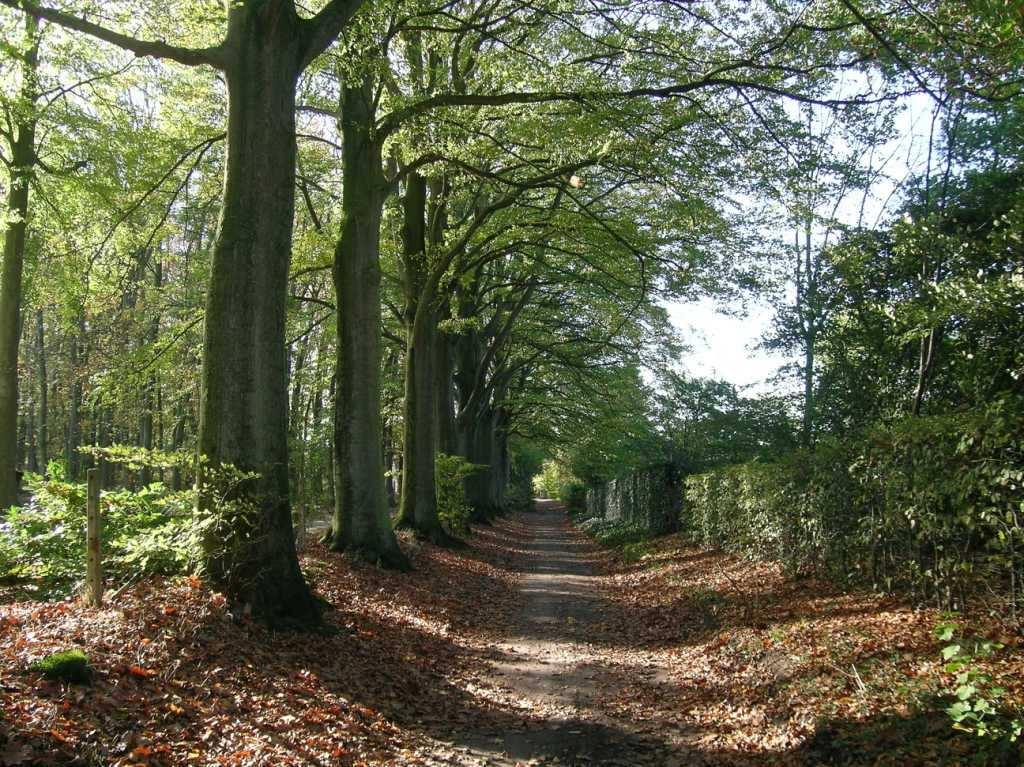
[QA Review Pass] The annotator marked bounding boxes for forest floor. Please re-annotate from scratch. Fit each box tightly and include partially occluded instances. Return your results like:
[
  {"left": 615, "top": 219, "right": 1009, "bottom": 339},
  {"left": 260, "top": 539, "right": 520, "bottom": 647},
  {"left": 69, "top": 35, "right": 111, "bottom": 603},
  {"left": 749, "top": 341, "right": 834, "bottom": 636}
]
[{"left": 2, "top": 503, "right": 1022, "bottom": 766}]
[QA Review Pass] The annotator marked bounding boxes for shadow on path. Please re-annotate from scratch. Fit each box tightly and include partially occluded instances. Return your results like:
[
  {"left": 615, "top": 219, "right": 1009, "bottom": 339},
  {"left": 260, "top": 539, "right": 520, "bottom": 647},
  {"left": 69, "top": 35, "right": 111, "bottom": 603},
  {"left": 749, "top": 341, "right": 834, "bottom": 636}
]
[{"left": 452, "top": 503, "right": 679, "bottom": 766}]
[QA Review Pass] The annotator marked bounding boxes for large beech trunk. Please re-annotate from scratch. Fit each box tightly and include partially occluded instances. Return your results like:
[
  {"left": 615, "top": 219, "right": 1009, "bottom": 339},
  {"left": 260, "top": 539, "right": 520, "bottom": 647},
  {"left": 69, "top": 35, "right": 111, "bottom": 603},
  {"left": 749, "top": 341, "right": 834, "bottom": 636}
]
[
  {"left": 436, "top": 330, "right": 457, "bottom": 456},
  {"left": 328, "top": 80, "right": 408, "bottom": 568},
  {"left": 397, "top": 308, "right": 444, "bottom": 539},
  {"left": 197, "top": 5, "right": 319, "bottom": 625},
  {"left": 396, "top": 174, "right": 450, "bottom": 542},
  {"left": 463, "top": 409, "right": 498, "bottom": 521},
  {"left": 0, "top": 13, "right": 37, "bottom": 506}
]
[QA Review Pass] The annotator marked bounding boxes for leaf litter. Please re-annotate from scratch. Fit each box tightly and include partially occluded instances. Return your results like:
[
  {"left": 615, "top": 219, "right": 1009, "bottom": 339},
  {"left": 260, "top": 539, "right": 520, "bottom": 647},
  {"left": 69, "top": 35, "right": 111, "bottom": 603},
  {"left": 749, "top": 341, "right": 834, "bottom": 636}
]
[{"left": 1, "top": 509, "right": 1021, "bottom": 766}]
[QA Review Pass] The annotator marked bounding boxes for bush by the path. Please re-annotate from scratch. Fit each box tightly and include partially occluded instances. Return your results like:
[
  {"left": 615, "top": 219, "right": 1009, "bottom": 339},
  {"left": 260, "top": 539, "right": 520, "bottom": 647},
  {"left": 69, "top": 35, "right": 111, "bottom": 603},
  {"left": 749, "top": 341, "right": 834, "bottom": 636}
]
[
  {"left": 0, "top": 448, "right": 265, "bottom": 598},
  {"left": 683, "top": 396, "right": 1024, "bottom": 610},
  {"left": 0, "top": 474, "right": 200, "bottom": 597}
]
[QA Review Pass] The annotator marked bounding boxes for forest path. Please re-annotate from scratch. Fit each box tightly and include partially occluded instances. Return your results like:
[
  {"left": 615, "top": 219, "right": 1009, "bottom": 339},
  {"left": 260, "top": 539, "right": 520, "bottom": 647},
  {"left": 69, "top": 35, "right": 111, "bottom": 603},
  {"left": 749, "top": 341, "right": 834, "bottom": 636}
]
[{"left": 443, "top": 502, "right": 677, "bottom": 766}]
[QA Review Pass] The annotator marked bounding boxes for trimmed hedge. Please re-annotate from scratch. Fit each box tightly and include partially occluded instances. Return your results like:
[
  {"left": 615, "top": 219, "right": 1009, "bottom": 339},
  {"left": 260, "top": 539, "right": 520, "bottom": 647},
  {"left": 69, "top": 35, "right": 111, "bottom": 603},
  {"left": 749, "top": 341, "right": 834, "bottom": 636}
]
[
  {"left": 585, "top": 464, "right": 680, "bottom": 535},
  {"left": 683, "top": 397, "right": 1024, "bottom": 609}
]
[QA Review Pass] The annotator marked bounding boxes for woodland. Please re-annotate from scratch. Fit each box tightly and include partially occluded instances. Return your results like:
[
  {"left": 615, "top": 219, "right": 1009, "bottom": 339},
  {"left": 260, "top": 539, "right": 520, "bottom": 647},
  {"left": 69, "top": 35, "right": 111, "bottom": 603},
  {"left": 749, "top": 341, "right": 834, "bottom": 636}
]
[{"left": 0, "top": 0, "right": 1022, "bottom": 765}]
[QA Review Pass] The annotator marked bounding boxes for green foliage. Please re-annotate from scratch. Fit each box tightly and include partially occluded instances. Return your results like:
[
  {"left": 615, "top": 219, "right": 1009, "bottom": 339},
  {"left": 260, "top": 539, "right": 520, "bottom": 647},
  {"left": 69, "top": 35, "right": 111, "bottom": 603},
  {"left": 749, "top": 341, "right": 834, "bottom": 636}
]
[
  {"left": 585, "top": 465, "right": 681, "bottom": 535},
  {"left": 684, "top": 398, "right": 1024, "bottom": 605},
  {"left": 533, "top": 460, "right": 571, "bottom": 500},
  {"left": 503, "top": 483, "right": 533, "bottom": 514},
  {"left": 560, "top": 482, "right": 586, "bottom": 513},
  {"left": 579, "top": 518, "right": 653, "bottom": 562},
  {"left": 1, "top": 472, "right": 197, "bottom": 596},
  {"left": 29, "top": 649, "right": 91, "bottom": 684},
  {"left": 579, "top": 518, "right": 649, "bottom": 549},
  {"left": 651, "top": 372, "right": 797, "bottom": 472},
  {"left": 936, "top": 621, "right": 1022, "bottom": 756},
  {"left": 0, "top": 446, "right": 261, "bottom": 597},
  {"left": 799, "top": 168, "right": 1024, "bottom": 435},
  {"left": 435, "top": 453, "right": 480, "bottom": 535}
]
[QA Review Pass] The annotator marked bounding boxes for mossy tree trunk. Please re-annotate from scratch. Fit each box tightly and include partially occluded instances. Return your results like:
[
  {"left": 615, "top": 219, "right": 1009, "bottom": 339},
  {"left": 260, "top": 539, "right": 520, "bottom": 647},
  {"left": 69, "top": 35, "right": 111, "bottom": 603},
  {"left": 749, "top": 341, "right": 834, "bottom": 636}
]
[
  {"left": 328, "top": 78, "right": 409, "bottom": 568},
  {"left": 2, "top": 0, "right": 370, "bottom": 623},
  {"left": 0, "top": 12, "right": 38, "bottom": 507},
  {"left": 197, "top": 2, "right": 320, "bottom": 625},
  {"left": 395, "top": 174, "right": 450, "bottom": 543}
]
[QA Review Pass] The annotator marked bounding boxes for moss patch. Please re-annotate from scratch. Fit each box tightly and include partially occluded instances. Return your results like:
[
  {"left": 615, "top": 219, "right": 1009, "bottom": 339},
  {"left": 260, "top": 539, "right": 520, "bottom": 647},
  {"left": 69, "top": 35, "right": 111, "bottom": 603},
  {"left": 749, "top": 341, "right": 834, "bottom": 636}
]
[{"left": 29, "top": 650, "right": 92, "bottom": 684}]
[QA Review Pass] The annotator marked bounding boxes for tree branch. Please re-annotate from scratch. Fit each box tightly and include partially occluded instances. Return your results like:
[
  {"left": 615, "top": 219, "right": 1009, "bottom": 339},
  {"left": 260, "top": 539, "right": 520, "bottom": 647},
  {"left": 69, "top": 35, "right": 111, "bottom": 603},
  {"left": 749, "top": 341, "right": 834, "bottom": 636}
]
[
  {"left": 0, "top": 0, "right": 224, "bottom": 68},
  {"left": 378, "top": 73, "right": 897, "bottom": 139},
  {"left": 297, "top": 0, "right": 369, "bottom": 70}
]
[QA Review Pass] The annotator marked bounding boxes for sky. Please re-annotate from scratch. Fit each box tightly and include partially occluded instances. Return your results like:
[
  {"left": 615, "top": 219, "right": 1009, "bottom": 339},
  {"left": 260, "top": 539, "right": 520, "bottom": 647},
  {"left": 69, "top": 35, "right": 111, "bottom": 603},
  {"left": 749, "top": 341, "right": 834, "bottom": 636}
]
[
  {"left": 665, "top": 92, "right": 936, "bottom": 394},
  {"left": 666, "top": 298, "right": 792, "bottom": 393}
]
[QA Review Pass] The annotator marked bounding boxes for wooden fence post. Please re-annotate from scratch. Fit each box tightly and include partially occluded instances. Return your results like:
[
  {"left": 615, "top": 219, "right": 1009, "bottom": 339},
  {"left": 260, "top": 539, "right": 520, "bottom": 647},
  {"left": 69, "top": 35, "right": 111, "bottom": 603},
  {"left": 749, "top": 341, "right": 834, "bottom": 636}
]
[{"left": 84, "top": 468, "right": 102, "bottom": 607}]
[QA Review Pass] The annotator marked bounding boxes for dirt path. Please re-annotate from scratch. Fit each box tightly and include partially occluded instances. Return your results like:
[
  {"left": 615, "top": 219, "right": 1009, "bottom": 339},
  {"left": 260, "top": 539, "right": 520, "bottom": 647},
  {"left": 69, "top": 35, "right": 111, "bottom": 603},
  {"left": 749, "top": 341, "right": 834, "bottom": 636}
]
[
  {"left": 442, "top": 502, "right": 677, "bottom": 767},
  {"left": 5, "top": 497, "right": 1015, "bottom": 765}
]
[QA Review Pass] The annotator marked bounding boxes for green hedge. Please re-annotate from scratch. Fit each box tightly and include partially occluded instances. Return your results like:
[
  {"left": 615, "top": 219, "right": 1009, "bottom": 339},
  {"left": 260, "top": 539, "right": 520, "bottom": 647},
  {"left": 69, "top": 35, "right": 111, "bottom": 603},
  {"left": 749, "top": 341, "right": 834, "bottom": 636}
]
[
  {"left": 585, "top": 465, "right": 680, "bottom": 534},
  {"left": 683, "top": 397, "right": 1024, "bottom": 608}
]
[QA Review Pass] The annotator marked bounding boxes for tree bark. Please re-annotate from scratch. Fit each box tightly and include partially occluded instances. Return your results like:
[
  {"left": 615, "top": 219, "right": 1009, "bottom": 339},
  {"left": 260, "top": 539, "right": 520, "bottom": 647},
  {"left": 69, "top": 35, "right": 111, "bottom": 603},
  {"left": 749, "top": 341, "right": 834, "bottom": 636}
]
[
  {"left": 0, "top": 12, "right": 38, "bottom": 505},
  {"left": 288, "top": 330, "right": 309, "bottom": 503},
  {"left": 25, "top": 400, "right": 37, "bottom": 475},
  {"left": 396, "top": 174, "right": 450, "bottom": 542},
  {"left": 169, "top": 402, "right": 187, "bottom": 492},
  {"left": 139, "top": 261, "right": 160, "bottom": 486},
  {"left": 65, "top": 317, "right": 83, "bottom": 481},
  {"left": 34, "top": 310, "right": 47, "bottom": 474},
  {"left": 2, "top": 0, "right": 369, "bottom": 624},
  {"left": 436, "top": 328, "right": 456, "bottom": 455},
  {"left": 197, "top": 3, "right": 320, "bottom": 625},
  {"left": 328, "top": 79, "right": 408, "bottom": 568}
]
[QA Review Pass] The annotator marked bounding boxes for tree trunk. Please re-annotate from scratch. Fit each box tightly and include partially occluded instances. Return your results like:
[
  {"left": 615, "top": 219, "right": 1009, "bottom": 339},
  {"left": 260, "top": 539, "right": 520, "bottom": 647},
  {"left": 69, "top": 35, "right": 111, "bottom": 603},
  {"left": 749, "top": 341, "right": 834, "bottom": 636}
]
[
  {"left": 310, "top": 336, "right": 326, "bottom": 504},
  {"left": 328, "top": 79, "right": 408, "bottom": 568},
  {"left": 197, "top": 3, "right": 320, "bottom": 625},
  {"left": 34, "top": 310, "right": 47, "bottom": 474},
  {"left": 169, "top": 402, "right": 187, "bottom": 491},
  {"left": 396, "top": 174, "right": 450, "bottom": 542},
  {"left": 25, "top": 400, "right": 37, "bottom": 474},
  {"left": 65, "top": 318, "right": 83, "bottom": 481},
  {"left": 325, "top": 371, "right": 336, "bottom": 509},
  {"left": 139, "top": 261, "right": 161, "bottom": 486},
  {"left": 288, "top": 331, "right": 308, "bottom": 503},
  {"left": 802, "top": 334, "right": 815, "bottom": 447},
  {"left": 0, "top": 12, "right": 38, "bottom": 505},
  {"left": 464, "top": 409, "right": 497, "bottom": 521},
  {"left": 436, "top": 329, "right": 456, "bottom": 455}
]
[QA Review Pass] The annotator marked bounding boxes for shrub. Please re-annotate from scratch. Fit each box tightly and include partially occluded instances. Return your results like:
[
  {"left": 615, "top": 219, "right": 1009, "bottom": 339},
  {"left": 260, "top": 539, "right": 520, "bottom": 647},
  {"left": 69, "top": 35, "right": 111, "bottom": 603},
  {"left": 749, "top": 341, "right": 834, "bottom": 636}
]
[
  {"left": 584, "top": 465, "right": 680, "bottom": 534},
  {"left": 682, "top": 397, "right": 1024, "bottom": 608},
  {"left": 580, "top": 518, "right": 649, "bottom": 548},
  {"left": 560, "top": 482, "right": 587, "bottom": 513},
  {"left": 533, "top": 460, "right": 577, "bottom": 500},
  {"left": 0, "top": 447, "right": 260, "bottom": 598},
  {"left": 936, "top": 621, "right": 1022, "bottom": 759},
  {"left": 503, "top": 481, "right": 534, "bottom": 513},
  {"left": 435, "top": 453, "right": 480, "bottom": 535}
]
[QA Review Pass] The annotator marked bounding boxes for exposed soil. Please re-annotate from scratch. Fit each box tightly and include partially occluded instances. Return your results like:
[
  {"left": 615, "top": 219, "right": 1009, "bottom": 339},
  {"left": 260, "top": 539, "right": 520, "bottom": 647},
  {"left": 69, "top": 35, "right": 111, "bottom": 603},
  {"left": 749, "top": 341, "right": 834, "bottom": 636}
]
[{"left": 448, "top": 500, "right": 677, "bottom": 766}]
